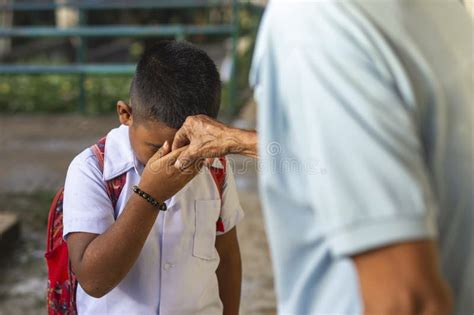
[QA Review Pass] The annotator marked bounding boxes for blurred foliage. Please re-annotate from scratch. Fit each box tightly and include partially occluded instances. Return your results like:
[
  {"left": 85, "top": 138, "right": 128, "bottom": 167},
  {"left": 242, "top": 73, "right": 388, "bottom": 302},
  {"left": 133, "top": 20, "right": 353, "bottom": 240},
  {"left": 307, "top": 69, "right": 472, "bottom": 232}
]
[
  {"left": 0, "top": 74, "right": 132, "bottom": 113},
  {"left": 0, "top": 3, "right": 265, "bottom": 115}
]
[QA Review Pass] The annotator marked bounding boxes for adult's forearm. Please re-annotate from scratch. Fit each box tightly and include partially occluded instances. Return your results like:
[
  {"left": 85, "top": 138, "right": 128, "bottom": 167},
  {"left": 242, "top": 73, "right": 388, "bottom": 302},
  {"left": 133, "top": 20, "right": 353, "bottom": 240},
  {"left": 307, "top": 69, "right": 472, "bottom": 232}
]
[
  {"left": 227, "top": 127, "right": 258, "bottom": 158},
  {"left": 172, "top": 115, "right": 259, "bottom": 165}
]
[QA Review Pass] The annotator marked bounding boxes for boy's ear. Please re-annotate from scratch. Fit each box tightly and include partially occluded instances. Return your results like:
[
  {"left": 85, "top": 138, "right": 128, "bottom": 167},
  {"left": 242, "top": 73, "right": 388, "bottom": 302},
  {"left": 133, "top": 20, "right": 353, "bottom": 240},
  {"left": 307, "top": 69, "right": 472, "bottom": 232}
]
[{"left": 117, "top": 100, "right": 133, "bottom": 126}]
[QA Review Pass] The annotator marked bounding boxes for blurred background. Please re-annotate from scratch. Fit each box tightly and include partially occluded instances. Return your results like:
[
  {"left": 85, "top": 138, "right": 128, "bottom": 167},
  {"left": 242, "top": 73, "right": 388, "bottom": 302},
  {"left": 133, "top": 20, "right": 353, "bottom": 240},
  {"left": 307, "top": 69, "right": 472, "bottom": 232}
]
[
  {"left": 0, "top": 1, "right": 274, "bottom": 314},
  {"left": 1, "top": 1, "right": 473, "bottom": 315}
]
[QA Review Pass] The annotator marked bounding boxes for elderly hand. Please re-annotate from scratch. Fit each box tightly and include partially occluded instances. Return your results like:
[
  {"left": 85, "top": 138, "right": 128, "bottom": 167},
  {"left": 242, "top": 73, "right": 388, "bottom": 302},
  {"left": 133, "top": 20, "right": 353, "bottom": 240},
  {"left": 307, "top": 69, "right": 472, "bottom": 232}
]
[{"left": 172, "top": 115, "right": 258, "bottom": 169}]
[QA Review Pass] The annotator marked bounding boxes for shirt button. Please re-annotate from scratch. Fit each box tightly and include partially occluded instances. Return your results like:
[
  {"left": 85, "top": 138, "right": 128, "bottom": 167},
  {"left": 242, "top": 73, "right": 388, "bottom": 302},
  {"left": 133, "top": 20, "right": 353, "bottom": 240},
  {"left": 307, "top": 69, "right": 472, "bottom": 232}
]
[{"left": 163, "top": 263, "right": 173, "bottom": 271}]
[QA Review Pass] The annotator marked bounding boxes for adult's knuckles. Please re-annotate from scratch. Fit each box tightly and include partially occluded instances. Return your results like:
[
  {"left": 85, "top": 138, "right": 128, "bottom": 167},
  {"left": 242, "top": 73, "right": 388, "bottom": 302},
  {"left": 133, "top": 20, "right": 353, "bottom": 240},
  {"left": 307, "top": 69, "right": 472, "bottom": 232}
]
[{"left": 184, "top": 115, "right": 198, "bottom": 127}]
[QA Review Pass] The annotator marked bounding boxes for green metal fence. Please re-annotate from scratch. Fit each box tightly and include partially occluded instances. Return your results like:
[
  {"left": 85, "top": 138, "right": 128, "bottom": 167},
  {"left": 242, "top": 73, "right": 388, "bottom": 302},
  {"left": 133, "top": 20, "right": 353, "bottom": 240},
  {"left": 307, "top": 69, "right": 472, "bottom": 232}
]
[{"left": 0, "top": 0, "right": 239, "bottom": 114}]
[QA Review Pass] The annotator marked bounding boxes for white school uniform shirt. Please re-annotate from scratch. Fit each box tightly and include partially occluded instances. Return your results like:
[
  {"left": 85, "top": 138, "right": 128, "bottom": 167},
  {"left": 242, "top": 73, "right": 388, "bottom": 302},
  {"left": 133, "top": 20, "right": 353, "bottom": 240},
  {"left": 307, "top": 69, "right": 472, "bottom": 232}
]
[{"left": 63, "top": 124, "right": 244, "bottom": 315}]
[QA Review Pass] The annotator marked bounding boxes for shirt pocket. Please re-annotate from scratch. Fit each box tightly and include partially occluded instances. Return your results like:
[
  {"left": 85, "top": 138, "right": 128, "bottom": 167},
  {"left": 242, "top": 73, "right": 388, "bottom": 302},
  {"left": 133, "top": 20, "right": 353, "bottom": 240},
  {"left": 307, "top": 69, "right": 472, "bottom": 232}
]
[{"left": 193, "top": 199, "right": 221, "bottom": 260}]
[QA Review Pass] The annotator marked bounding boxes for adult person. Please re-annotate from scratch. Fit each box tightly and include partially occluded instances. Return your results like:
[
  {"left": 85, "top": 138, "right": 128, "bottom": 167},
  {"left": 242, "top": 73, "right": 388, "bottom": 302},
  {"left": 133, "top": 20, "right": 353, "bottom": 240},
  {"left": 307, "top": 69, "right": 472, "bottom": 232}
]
[{"left": 173, "top": 1, "right": 473, "bottom": 314}]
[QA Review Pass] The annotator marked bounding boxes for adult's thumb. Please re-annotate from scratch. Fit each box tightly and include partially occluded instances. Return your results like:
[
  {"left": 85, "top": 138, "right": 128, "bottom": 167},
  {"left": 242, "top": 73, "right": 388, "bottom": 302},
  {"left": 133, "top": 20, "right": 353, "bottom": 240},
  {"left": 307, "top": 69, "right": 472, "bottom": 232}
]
[{"left": 172, "top": 128, "right": 190, "bottom": 151}]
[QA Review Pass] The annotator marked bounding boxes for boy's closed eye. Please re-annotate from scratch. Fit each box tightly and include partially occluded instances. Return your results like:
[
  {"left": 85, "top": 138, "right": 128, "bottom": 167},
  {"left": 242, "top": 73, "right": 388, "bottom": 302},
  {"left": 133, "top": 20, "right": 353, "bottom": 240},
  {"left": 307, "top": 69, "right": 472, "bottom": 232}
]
[{"left": 146, "top": 142, "right": 163, "bottom": 152}]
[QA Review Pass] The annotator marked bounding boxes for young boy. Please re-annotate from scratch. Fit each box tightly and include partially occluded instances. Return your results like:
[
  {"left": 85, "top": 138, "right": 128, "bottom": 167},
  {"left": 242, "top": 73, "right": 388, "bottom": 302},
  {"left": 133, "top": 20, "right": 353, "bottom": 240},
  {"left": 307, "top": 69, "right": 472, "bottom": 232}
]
[{"left": 63, "top": 41, "right": 244, "bottom": 315}]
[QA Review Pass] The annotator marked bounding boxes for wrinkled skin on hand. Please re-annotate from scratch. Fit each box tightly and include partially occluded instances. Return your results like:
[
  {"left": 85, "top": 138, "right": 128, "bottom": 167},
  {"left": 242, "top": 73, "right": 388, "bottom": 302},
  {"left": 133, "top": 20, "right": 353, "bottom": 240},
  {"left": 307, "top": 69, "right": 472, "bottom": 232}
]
[{"left": 172, "top": 115, "right": 258, "bottom": 169}]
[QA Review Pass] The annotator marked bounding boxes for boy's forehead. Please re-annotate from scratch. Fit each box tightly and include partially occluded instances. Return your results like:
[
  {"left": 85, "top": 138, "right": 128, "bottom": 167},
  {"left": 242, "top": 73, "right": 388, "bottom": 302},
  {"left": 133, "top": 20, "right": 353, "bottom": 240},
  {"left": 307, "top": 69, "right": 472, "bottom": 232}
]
[{"left": 134, "top": 120, "right": 177, "bottom": 143}]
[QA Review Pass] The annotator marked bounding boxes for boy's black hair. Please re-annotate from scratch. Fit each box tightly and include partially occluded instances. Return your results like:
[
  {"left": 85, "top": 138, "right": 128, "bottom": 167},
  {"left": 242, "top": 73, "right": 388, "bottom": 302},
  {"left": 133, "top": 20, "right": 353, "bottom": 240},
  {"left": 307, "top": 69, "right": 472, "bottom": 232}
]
[{"left": 130, "top": 40, "right": 221, "bottom": 129}]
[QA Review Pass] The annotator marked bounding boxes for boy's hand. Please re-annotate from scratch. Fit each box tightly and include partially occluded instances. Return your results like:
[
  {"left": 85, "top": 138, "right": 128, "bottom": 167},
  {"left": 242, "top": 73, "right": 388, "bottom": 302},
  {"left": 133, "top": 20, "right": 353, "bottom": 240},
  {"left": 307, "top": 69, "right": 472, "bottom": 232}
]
[{"left": 139, "top": 141, "right": 203, "bottom": 202}]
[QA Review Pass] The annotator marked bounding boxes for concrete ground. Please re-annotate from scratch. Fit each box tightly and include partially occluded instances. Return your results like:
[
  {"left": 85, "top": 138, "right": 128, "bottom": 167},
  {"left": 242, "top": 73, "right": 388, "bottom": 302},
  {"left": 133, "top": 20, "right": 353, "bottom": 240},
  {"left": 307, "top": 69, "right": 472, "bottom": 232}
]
[{"left": 0, "top": 112, "right": 276, "bottom": 315}]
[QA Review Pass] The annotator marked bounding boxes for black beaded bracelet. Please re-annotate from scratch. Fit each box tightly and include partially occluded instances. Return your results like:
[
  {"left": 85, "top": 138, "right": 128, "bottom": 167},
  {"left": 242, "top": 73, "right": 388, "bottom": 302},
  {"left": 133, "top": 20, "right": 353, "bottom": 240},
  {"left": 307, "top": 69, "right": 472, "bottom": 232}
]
[{"left": 132, "top": 185, "right": 167, "bottom": 211}]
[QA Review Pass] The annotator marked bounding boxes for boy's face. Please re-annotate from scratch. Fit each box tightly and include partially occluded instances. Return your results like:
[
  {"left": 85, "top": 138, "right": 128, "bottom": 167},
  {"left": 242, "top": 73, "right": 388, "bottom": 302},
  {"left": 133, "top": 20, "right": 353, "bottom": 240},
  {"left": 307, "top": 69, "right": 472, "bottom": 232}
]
[{"left": 117, "top": 100, "right": 177, "bottom": 166}]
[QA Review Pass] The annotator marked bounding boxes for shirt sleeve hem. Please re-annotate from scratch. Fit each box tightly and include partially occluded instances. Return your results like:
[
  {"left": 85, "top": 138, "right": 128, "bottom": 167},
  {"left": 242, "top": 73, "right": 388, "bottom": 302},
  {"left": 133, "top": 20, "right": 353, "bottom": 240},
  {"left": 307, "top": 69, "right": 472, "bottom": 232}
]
[
  {"left": 327, "top": 215, "right": 437, "bottom": 257},
  {"left": 217, "top": 207, "right": 245, "bottom": 236},
  {"left": 63, "top": 220, "right": 110, "bottom": 239}
]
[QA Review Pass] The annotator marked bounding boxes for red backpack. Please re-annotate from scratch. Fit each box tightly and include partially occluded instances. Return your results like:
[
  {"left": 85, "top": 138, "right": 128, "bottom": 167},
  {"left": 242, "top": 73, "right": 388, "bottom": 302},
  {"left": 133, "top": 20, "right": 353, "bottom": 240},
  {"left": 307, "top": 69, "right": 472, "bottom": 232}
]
[
  {"left": 45, "top": 137, "right": 227, "bottom": 315},
  {"left": 45, "top": 137, "right": 126, "bottom": 314}
]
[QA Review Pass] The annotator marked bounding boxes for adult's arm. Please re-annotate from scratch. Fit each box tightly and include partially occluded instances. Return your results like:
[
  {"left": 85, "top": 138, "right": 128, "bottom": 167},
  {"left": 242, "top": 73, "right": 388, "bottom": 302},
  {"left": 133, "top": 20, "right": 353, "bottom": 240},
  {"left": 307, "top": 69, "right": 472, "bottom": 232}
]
[
  {"left": 250, "top": 2, "right": 453, "bottom": 314},
  {"left": 353, "top": 241, "right": 452, "bottom": 315},
  {"left": 172, "top": 115, "right": 258, "bottom": 169}
]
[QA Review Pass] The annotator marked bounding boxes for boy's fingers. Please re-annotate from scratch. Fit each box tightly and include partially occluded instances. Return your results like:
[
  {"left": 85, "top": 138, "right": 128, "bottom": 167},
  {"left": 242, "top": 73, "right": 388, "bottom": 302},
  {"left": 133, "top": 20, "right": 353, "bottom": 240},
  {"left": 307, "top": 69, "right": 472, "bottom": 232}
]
[
  {"left": 148, "top": 145, "right": 186, "bottom": 172},
  {"left": 162, "top": 146, "right": 188, "bottom": 165},
  {"left": 147, "top": 141, "right": 169, "bottom": 166},
  {"left": 167, "top": 147, "right": 204, "bottom": 176},
  {"left": 155, "top": 141, "right": 171, "bottom": 159},
  {"left": 150, "top": 148, "right": 179, "bottom": 173},
  {"left": 174, "top": 148, "right": 199, "bottom": 170}
]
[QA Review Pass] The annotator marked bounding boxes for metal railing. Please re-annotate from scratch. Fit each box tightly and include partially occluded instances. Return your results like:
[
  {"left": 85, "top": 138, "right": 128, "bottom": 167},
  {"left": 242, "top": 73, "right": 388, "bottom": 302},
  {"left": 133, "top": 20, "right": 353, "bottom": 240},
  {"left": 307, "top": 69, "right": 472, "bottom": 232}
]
[{"left": 0, "top": 0, "right": 239, "bottom": 114}]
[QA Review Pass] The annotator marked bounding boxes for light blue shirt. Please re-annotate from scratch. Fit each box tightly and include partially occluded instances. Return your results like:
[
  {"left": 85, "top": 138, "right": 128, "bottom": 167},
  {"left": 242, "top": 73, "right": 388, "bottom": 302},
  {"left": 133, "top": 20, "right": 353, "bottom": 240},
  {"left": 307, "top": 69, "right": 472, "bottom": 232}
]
[{"left": 250, "top": 1, "right": 473, "bottom": 314}]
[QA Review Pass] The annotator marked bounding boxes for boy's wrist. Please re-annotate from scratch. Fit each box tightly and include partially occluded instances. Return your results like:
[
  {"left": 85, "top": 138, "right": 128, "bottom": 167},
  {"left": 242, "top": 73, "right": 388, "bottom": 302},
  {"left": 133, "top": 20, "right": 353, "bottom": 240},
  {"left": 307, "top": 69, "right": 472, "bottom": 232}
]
[
  {"left": 137, "top": 177, "right": 166, "bottom": 204},
  {"left": 132, "top": 185, "right": 167, "bottom": 211}
]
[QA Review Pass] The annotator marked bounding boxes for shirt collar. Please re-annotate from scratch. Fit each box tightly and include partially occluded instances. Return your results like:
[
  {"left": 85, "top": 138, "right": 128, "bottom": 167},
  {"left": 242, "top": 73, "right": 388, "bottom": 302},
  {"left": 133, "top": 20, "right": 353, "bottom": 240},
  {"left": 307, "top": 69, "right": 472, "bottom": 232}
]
[{"left": 103, "top": 124, "right": 137, "bottom": 181}]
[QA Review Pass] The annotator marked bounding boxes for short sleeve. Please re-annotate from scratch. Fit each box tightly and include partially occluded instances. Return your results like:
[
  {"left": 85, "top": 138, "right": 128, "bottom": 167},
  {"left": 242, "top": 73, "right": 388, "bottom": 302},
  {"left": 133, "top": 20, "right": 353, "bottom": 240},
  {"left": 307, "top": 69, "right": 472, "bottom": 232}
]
[
  {"left": 216, "top": 159, "right": 245, "bottom": 236},
  {"left": 63, "top": 149, "right": 115, "bottom": 239},
  {"left": 279, "top": 4, "right": 438, "bottom": 257}
]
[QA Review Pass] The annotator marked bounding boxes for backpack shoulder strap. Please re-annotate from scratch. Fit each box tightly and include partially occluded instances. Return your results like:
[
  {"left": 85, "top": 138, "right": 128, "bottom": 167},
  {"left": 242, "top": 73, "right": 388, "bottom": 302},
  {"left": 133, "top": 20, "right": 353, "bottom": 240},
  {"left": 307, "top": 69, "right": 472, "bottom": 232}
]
[
  {"left": 209, "top": 157, "right": 227, "bottom": 198},
  {"left": 90, "top": 137, "right": 127, "bottom": 209},
  {"left": 90, "top": 137, "right": 107, "bottom": 172},
  {"left": 209, "top": 157, "right": 227, "bottom": 233}
]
